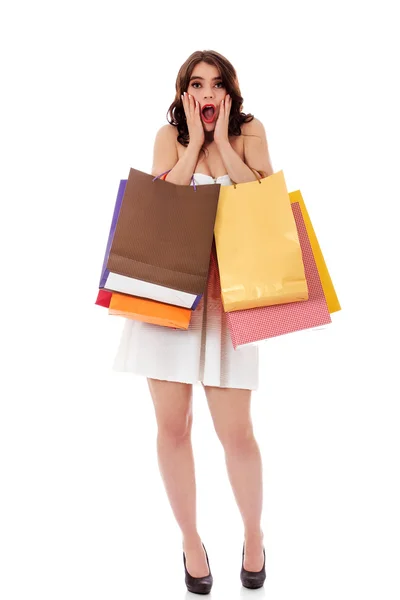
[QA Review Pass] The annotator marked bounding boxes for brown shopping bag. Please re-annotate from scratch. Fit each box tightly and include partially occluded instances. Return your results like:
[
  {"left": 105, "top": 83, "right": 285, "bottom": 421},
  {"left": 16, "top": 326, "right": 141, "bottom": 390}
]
[{"left": 104, "top": 167, "right": 221, "bottom": 309}]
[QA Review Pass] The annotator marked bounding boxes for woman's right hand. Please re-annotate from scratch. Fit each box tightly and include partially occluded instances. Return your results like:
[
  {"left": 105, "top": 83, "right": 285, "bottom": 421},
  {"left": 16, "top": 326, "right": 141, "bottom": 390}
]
[{"left": 181, "top": 92, "right": 204, "bottom": 150}]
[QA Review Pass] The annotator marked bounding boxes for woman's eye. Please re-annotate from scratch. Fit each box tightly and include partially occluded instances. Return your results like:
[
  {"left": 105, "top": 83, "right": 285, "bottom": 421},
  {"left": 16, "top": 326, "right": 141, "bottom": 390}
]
[{"left": 192, "top": 82, "right": 224, "bottom": 89}]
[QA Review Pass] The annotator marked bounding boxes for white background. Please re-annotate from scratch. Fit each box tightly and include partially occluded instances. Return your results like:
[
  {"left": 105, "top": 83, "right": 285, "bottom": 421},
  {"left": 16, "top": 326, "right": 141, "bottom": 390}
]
[{"left": 1, "top": 0, "right": 399, "bottom": 598}]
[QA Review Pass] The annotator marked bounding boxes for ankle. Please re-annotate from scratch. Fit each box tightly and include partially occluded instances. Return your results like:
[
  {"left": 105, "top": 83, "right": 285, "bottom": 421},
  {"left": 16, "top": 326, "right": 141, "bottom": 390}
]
[
  {"left": 244, "top": 528, "right": 264, "bottom": 544},
  {"left": 182, "top": 531, "right": 202, "bottom": 548}
]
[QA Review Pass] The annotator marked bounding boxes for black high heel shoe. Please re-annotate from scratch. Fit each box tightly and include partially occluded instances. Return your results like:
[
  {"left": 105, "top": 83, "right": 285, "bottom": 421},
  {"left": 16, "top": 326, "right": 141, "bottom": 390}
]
[
  {"left": 240, "top": 541, "right": 266, "bottom": 589},
  {"left": 183, "top": 542, "right": 213, "bottom": 595}
]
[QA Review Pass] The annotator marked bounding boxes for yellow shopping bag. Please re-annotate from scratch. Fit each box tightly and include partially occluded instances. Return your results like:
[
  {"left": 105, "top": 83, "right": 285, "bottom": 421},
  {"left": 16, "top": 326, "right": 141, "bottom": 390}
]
[
  {"left": 289, "top": 190, "right": 341, "bottom": 313},
  {"left": 214, "top": 169, "right": 309, "bottom": 312}
]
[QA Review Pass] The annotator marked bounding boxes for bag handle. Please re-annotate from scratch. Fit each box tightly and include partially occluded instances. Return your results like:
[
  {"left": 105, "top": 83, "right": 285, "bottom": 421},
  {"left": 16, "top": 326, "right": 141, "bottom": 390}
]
[
  {"left": 152, "top": 169, "right": 198, "bottom": 191},
  {"left": 248, "top": 167, "right": 267, "bottom": 182},
  {"left": 225, "top": 167, "right": 265, "bottom": 188},
  {"left": 152, "top": 166, "right": 266, "bottom": 191}
]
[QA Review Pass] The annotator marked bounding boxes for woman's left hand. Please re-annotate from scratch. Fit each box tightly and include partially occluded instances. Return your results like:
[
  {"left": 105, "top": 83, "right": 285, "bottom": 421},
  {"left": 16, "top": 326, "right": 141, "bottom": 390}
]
[{"left": 214, "top": 94, "right": 231, "bottom": 146}]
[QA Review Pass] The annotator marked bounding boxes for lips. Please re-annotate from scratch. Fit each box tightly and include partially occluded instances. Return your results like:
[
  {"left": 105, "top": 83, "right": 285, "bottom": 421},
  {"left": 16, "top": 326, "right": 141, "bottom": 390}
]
[{"left": 201, "top": 103, "right": 216, "bottom": 123}]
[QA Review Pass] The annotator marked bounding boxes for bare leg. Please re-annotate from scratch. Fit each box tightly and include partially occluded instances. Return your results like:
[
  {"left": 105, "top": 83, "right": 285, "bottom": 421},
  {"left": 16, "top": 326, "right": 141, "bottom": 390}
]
[
  {"left": 147, "top": 378, "right": 209, "bottom": 576},
  {"left": 202, "top": 384, "right": 265, "bottom": 570}
]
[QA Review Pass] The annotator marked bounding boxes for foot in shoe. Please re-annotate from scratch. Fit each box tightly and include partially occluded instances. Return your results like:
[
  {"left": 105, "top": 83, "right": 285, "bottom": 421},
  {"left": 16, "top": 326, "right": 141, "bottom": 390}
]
[
  {"left": 243, "top": 538, "right": 265, "bottom": 571},
  {"left": 182, "top": 539, "right": 210, "bottom": 578}
]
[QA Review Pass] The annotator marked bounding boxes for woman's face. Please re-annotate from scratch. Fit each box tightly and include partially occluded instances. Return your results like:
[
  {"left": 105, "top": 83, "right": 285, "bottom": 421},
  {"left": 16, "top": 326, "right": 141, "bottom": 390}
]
[{"left": 186, "top": 61, "right": 226, "bottom": 131}]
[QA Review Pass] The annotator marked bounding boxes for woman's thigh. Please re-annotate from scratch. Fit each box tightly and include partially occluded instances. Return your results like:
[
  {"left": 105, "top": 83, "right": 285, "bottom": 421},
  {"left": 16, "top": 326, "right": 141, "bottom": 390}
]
[
  {"left": 202, "top": 384, "right": 253, "bottom": 443},
  {"left": 147, "top": 378, "right": 193, "bottom": 436}
]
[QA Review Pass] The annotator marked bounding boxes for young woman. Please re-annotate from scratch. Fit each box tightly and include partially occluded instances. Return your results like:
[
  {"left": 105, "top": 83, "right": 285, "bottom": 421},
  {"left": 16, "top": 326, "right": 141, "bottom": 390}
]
[{"left": 113, "top": 49, "right": 274, "bottom": 593}]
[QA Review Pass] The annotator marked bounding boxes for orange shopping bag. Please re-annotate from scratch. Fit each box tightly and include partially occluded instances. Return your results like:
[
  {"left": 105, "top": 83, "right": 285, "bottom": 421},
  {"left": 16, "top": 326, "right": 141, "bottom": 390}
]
[{"left": 108, "top": 292, "right": 192, "bottom": 329}]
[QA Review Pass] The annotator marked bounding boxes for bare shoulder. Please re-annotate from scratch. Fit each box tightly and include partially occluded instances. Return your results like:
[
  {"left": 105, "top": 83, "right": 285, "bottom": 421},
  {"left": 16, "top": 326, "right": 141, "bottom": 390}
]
[
  {"left": 165, "top": 123, "right": 178, "bottom": 135},
  {"left": 241, "top": 117, "right": 265, "bottom": 137},
  {"left": 156, "top": 123, "right": 179, "bottom": 150},
  {"left": 242, "top": 117, "right": 273, "bottom": 177},
  {"left": 155, "top": 123, "right": 178, "bottom": 139},
  {"left": 151, "top": 124, "right": 179, "bottom": 176}
]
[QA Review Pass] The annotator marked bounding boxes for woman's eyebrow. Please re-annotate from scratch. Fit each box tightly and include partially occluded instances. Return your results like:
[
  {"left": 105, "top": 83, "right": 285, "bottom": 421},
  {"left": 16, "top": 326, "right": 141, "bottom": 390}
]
[{"left": 189, "top": 76, "right": 222, "bottom": 82}]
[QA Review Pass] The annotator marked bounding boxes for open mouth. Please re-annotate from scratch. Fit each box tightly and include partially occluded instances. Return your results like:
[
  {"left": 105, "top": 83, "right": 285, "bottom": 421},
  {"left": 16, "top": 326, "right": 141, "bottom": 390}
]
[{"left": 201, "top": 104, "right": 216, "bottom": 123}]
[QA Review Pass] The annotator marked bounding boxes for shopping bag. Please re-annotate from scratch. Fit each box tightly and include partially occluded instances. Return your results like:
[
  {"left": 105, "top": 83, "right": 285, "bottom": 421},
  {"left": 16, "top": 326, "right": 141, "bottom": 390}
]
[
  {"left": 98, "top": 172, "right": 204, "bottom": 309},
  {"left": 99, "top": 179, "right": 127, "bottom": 289},
  {"left": 95, "top": 174, "right": 194, "bottom": 327},
  {"left": 214, "top": 169, "right": 308, "bottom": 312},
  {"left": 289, "top": 190, "right": 341, "bottom": 314},
  {"left": 95, "top": 289, "right": 112, "bottom": 308},
  {"left": 95, "top": 287, "right": 191, "bottom": 329},
  {"left": 103, "top": 167, "right": 221, "bottom": 309},
  {"left": 224, "top": 201, "right": 332, "bottom": 348},
  {"left": 108, "top": 292, "right": 192, "bottom": 329}
]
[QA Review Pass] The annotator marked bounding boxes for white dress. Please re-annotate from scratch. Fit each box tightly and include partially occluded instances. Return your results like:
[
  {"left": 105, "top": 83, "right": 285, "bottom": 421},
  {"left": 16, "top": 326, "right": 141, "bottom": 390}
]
[{"left": 112, "top": 173, "right": 259, "bottom": 390}]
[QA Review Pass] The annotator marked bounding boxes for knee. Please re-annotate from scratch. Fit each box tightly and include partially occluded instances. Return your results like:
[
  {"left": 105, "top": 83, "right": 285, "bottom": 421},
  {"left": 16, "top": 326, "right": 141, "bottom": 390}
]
[
  {"left": 157, "top": 413, "right": 193, "bottom": 443},
  {"left": 218, "top": 424, "right": 255, "bottom": 453}
]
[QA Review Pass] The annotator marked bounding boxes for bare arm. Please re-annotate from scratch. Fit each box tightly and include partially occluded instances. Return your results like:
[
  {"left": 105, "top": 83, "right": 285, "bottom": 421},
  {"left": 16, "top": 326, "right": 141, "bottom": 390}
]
[
  {"left": 151, "top": 125, "right": 201, "bottom": 185},
  {"left": 242, "top": 118, "right": 274, "bottom": 177}
]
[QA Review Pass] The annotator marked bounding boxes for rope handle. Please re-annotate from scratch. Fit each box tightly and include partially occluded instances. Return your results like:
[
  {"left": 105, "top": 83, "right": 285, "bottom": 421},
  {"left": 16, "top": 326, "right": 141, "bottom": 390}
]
[
  {"left": 223, "top": 167, "right": 266, "bottom": 187},
  {"left": 152, "top": 169, "right": 197, "bottom": 191},
  {"left": 152, "top": 166, "right": 266, "bottom": 190}
]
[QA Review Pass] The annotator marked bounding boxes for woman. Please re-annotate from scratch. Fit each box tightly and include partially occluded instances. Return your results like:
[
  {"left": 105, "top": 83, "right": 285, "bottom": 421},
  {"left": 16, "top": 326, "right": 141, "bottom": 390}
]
[{"left": 113, "top": 50, "right": 274, "bottom": 593}]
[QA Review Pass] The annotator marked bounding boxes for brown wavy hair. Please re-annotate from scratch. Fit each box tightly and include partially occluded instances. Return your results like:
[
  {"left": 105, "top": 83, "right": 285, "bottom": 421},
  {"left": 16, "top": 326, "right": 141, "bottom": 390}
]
[{"left": 166, "top": 50, "right": 257, "bottom": 160}]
